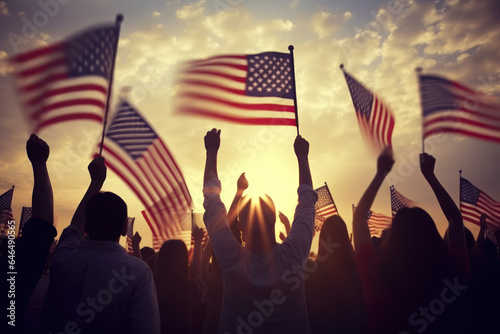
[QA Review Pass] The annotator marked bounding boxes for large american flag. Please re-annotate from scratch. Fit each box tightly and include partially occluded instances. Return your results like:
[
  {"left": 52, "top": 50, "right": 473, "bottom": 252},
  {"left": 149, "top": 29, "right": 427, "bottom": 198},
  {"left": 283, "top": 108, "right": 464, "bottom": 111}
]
[
  {"left": 18, "top": 206, "right": 33, "bottom": 238},
  {"left": 314, "top": 184, "right": 339, "bottom": 232},
  {"left": 390, "top": 185, "right": 418, "bottom": 218},
  {"left": 343, "top": 69, "right": 395, "bottom": 151},
  {"left": 460, "top": 177, "right": 500, "bottom": 231},
  {"left": 174, "top": 52, "right": 297, "bottom": 126},
  {"left": 9, "top": 24, "right": 117, "bottom": 133},
  {"left": 99, "top": 100, "right": 192, "bottom": 252},
  {"left": 126, "top": 217, "right": 135, "bottom": 254},
  {"left": 419, "top": 74, "right": 500, "bottom": 143},
  {"left": 0, "top": 187, "right": 14, "bottom": 237}
]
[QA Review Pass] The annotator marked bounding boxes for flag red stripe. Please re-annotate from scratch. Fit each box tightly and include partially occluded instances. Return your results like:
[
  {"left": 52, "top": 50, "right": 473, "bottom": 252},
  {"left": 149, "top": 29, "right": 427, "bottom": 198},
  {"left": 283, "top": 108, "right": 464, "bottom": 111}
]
[
  {"left": 424, "top": 115, "right": 500, "bottom": 132},
  {"left": 179, "top": 91, "right": 295, "bottom": 112},
  {"left": 21, "top": 73, "right": 68, "bottom": 92},
  {"left": 179, "top": 107, "right": 297, "bottom": 126},
  {"left": 183, "top": 69, "right": 247, "bottom": 83},
  {"left": 189, "top": 61, "right": 247, "bottom": 71},
  {"left": 27, "top": 84, "right": 108, "bottom": 106},
  {"left": 179, "top": 78, "right": 245, "bottom": 96},
  {"left": 30, "top": 98, "right": 106, "bottom": 119},
  {"left": 11, "top": 43, "right": 64, "bottom": 63},
  {"left": 34, "top": 113, "right": 102, "bottom": 133},
  {"left": 187, "top": 54, "right": 247, "bottom": 65},
  {"left": 424, "top": 127, "right": 500, "bottom": 143},
  {"left": 18, "top": 57, "right": 66, "bottom": 78}
]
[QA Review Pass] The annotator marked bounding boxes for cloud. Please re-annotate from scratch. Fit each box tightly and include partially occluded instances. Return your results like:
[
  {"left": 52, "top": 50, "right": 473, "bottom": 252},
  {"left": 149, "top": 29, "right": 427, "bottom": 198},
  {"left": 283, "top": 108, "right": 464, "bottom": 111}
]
[
  {"left": 312, "top": 11, "right": 352, "bottom": 39},
  {"left": 0, "top": 1, "right": 9, "bottom": 16},
  {"left": 152, "top": 11, "right": 161, "bottom": 18},
  {"left": 176, "top": 0, "right": 206, "bottom": 19}
]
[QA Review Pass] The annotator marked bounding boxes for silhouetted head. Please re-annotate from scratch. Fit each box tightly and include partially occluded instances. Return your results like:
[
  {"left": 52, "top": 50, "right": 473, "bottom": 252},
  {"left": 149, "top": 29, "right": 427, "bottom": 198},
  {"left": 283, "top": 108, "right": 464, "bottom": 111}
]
[
  {"left": 85, "top": 192, "right": 127, "bottom": 241},
  {"left": 154, "top": 240, "right": 189, "bottom": 284},
  {"left": 384, "top": 207, "right": 447, "bottom": 266},
  {"left": 318, "top": 215, "right": 352, "bottom": 259},
  {"left": 140, "top": 247, "right": 155, "bottom": 262},
  {"left": 238, "top": 194, "right": 276, "bottom": 252}
]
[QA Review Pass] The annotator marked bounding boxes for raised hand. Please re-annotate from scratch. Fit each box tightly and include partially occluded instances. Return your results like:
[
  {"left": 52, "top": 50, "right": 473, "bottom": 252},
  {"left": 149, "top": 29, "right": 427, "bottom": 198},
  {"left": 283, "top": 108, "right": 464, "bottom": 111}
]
[
  {"left": 480, "top": 213, "right": 487, "bottom": 229},
  {"left": 377, "top": 146, "right": 394, "bottom": 177},
  {"left": 204, "top": 128, "right": 221, "bottom": 153},
  {"left": 192, "top": 225, "right": 205, "bottom": 243},
  {"left": 26, "top": 134, "right": 49, "bottom": 165},
  {"left": 237, "top": 173, "right": 249, "bottom": 191},
  {"left": 88, "top": 156, "right": 107, "bottom": 185},
  {"left": 419, "top": 153, "right": 436, "bottom": 179},
  {"left": 294, "top": 135, "right": 309, "bottom": 158},
  {"left": 132, "top": 231, "right": 142, "bottom": 246}
]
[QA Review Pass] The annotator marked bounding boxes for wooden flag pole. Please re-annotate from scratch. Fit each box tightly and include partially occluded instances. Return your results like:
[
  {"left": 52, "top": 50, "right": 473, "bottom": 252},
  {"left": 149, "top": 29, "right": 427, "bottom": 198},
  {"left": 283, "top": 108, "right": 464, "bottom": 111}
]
[
  {"left": 459, "top": 170, "right": 462, "bottom": 213},
  {"left": 415, "top": 67, "right": 425, "bottom": 153},
  {"left": 99, "top": 14, "right": 124, "bottom": 156},
  {"left": 288, "top": 45, "right": 299, "bottom": 135}
]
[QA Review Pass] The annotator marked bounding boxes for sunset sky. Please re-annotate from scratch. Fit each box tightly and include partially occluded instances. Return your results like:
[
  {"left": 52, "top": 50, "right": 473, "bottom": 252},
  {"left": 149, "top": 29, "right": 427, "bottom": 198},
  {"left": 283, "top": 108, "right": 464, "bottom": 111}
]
[{"left": 1, "top": 0, "right": 499, "bottom": 249}]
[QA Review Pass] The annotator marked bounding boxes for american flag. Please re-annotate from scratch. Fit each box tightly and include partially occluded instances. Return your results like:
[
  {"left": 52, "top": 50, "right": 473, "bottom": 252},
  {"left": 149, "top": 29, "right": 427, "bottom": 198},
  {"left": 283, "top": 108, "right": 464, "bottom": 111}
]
[
  {"left": 0, "top": 187, "right": 14, "bottom": 237},
  {"left": 18, "top": 206, "right": 33, "bottom": 238},
  {"left": 126, "top": 217, "right": 135, "bottom": 254},
  {"left": 99, "top": 100, "right": 192, "bottom": 252},
  {"left": 367, "top": 210, "right": 392, "bottom": 237},
  {"left": 343, "top": 69, "right": 395, "bottom": 152},
  {"left": 174, "top": 52, "right": 297, "bottom": 126},
  {"left": 9, "top": 24, "right": 118, "bottom": 133},
  {"left": 390, "top": 185, "right": 417, "bottom": 218},
  {"left": 419, "top": 74, "right": 500, "bottom": 143},
  {"left": 314, "top": 184, "right": 339, "bottom": 232},
  {"left": 460, "top": 177, "right": 500, "bottom": 231}
]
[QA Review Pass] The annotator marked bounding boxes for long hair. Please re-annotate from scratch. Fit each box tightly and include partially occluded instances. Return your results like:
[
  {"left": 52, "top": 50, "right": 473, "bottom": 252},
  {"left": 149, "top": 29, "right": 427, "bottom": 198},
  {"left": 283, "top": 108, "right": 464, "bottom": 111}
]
[{"left": 154, "top": 240, "right": 189, "bottom": 291}]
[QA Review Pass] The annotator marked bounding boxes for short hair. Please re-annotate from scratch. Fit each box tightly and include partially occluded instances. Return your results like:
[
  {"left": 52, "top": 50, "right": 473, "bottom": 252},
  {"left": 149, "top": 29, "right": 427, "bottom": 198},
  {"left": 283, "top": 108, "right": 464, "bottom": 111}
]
[{"left": 85, "top": 192, "right": 127, "bottom": 241}]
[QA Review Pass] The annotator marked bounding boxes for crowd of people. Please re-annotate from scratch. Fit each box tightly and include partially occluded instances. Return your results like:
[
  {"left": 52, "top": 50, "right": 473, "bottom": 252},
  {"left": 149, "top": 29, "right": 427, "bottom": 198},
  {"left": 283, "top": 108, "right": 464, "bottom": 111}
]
[{"left": 1, "top": 130, "right": 499, "bottom": 334}]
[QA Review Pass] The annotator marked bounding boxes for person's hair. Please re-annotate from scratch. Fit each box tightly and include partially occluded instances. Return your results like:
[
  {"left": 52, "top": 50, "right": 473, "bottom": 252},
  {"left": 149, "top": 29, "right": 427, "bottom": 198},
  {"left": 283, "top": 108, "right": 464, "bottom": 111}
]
[
  {"left": 383, "top": 207, "right": 447, "bottom": 266},
  {"left": 318, "top": 215, "right": 352, "bottom": 260},
  {"left": 154, "top": 240, "right": 189, "bottom": 286},
  {"left": 237, "top": 194, "right": 276, "bottom": 243},
  {"left": 85, "top": 192, "right": 127, "bottom": 241},
  {"left": 140, "top": 246, "right": 156, "bottom": 262}
]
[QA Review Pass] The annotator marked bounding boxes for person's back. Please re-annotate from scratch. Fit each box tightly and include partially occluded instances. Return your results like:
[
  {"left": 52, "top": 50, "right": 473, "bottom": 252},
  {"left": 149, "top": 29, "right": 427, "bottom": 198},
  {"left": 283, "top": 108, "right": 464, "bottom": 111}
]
[
  {"left": 45, "top": 232, "right": 158, "bottom": 333},
  {"left": 306, "top": 215, "right": 366, "bottom": 334},
  {"left": 154, "top": 240, "right": 201, "bottom": 334},
  {"left": 43, "top": 158, "right": 160, "bottom": 334},
  {"left": 202, "top": 129, "right": 316, "bottom": 333}
]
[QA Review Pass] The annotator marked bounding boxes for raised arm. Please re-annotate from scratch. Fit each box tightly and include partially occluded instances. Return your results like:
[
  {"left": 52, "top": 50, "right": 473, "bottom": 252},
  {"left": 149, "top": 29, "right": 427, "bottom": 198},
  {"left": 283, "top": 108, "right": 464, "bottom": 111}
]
[
  {"left": 71, "top": 156, "right": 107, "bottom": 235},
  {"left": 227, "top": 173, "right": 248, "bottom": 243},
  {"left": 420, "top": 153, "right": 468, "bottom": 278},
  {"left": 204, "top": 128, "right": 220, "bottom": 184},
  {"left": 131, "top": 232, "right": 142, "bottom": 260},
  {"left": 353, "top": 148, "right": 394, "bottom": 249},
  {"left": 190, "top": 225, "right": 204, "bottom": 283},
  {"left": 27, "top": 134, "right": 53, "bottom": 223},
  {"left": 295, "top": 135, "right": 312, "bottom": 187}
]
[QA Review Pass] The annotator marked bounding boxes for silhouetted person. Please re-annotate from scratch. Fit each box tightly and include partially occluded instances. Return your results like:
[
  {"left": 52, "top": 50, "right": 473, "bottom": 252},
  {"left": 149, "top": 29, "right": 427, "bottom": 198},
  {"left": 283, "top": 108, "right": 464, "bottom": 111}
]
[
  {"left": 141, "top": 246, "right": 156, "bottom": 263},
  {"left": 202, "top": 129, "right": 316, "bottom": 333},
  {"left": 154, "top": 237, "right": 202, "bottom": 334},
  {"left": 353, "top": 150, "right": 468, "bottom": 334},
  {"left": 1, "top": 134, "right": 57, "bottom": 334},
  {"left": 42, "top": 157, "right": 160, "bottom": 334},
  {"left": 305, "top": 215, "right": 366, "bottom": 333}
]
